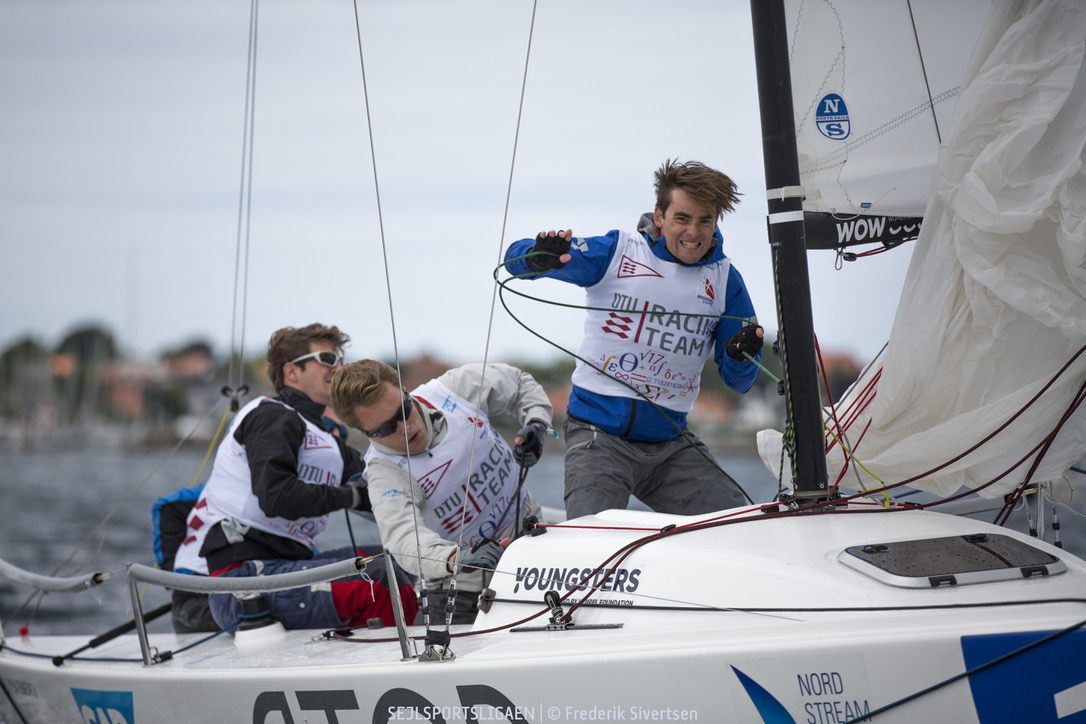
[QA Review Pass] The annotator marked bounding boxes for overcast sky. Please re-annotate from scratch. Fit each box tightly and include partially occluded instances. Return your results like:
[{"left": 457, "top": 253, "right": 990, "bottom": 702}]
[{"left": 0, "top": 0, "right": 912, "bottom": 370}]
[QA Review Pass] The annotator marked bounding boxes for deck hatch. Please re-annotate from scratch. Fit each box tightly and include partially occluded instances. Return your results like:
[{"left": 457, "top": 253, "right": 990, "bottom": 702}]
[{"left": 838, "top": 534, "right": 1066, "bottom": 588}]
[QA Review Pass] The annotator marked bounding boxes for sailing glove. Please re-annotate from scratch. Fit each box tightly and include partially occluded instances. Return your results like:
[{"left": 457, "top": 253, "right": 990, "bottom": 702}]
[
  {"left": 459, "top": 538, "right": 505, "bottom": 573},
  {"left": 726, "top": 325, "right": 764, "bottom": 361},
  {"left": 347, "top": 480, "right": 372, "bottom": 512},
  {"left": 526, "top": 232, "right": 571, "bottom": 272},
  {"left": 513, "top": 419, "right": 548, "bottom": 468}
]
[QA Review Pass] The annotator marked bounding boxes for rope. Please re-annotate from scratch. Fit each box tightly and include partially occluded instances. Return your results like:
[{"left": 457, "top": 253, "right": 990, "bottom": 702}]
[
  {"left": 790, "top": 340, "right": 1086, "bottom": 522},
  {"left": 328, "top": 495, "right": 1086, "bottom": 655},
  {"left": 343, "top": 0, "right": 551, "bottom": 638},
  {"left": 7, "top": 1, "right": 271, "bottom": 636}
]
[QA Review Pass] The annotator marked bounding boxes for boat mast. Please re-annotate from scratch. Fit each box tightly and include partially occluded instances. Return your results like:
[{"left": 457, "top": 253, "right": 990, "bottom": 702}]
[{"left": 749, "top": 0, "right": 829, "bottom": 501}]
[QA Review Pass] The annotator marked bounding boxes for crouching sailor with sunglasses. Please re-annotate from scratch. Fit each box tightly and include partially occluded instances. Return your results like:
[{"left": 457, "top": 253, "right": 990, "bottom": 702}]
[
  {"left": 171, "top": 324, "right": 419, "bottom": 633},
  {"left": 331, "top": 360, "right": 553, "bottom": 624}
]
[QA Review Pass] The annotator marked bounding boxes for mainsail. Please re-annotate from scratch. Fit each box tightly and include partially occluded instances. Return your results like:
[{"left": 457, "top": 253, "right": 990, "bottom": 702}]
[
  {"left": 789, "top": 0, "right": 990, "bottom": 249},
  {"left": 759, "top": 0, "right": 1086, "bottom": 498}
]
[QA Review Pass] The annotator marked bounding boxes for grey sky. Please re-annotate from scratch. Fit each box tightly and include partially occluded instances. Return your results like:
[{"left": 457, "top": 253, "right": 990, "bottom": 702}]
[{"left": 0, "top": 0, "right": 910, "bottom": 368}]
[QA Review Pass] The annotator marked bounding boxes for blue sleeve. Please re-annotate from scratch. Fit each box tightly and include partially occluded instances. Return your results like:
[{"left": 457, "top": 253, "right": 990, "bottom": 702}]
[
  {"left": 503, "top": 231, "right": 620, "bottom": 287},
  {"left": 714, "top": 263, "right": 761, "bottom": 393}
]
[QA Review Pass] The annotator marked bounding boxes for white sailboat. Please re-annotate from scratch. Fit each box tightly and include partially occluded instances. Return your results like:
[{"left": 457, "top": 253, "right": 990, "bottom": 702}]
[{"left": 3, "top": 2, "right": 1086, "bottom": 723}]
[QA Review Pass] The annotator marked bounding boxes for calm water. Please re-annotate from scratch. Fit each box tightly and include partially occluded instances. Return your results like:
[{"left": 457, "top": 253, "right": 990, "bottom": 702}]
[{"left": 1, "top": 445, "right": 1082, "bottom": 637}]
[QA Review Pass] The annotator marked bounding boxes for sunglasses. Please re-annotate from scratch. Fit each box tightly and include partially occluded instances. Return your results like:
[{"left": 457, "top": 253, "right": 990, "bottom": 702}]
[
  {"left": 364, "top": 395, "right": 414, "bottom": 439},
  {"left": 289, "top": 350, "right": 343, "bottom": 368}
]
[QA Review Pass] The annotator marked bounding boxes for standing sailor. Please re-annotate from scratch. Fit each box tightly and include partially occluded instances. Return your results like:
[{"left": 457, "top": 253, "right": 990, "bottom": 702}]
[{"left": 504, "top": 159, "right": 764, "bottom": 519}]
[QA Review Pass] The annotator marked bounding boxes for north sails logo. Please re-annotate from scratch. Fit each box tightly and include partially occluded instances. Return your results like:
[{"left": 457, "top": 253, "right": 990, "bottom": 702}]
[
  {"left": 602, "top": 311, "right": 635, "bottom": 338},
  {"left": 816, "top": 92, "right": 851, "bottom": 140},
  {"left": 617, "top": 255, "right": 664, "bottom": 279}
]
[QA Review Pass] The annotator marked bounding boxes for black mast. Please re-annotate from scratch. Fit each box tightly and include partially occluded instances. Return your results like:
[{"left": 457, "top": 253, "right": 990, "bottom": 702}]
[{"left": 750, "top": 0, "right": 829, "bottom": 500}]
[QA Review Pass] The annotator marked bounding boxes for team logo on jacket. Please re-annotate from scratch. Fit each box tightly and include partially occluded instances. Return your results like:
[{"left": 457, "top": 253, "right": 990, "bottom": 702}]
[
  {"left": 303, "top": 430, "right": 333, "bottom": 449},
  {"left": 438, "top": 394, "right": 458, "bottom": 415},
  {"left": 602, "top": 311, "right": 635, "bottom": 338},
  {"left": 617, "top": 255, "right": 663, "bottom": 279},
  {"left": 701, "top": 277, "right": 716, "bottom": 303},
  {"left": 417, "top": 460, "right": 452, "bottom": 499}
]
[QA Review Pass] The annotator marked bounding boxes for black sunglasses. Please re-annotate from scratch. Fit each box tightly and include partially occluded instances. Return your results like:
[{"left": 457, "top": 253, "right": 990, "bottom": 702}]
[
  {"left": 289, "top": 350, "right": 343, "bottom": 368},
  {"left": 364, "top": 395, "right": 413, "bottom": 439}
]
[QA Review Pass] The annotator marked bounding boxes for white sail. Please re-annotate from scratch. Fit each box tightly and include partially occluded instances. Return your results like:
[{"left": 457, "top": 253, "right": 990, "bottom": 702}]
[
  {"left": 761, "top": 0, "right": 1086, "bottom": 499},
  {"left": 788, "top": 0, "right": 991, "bottom": 221}
]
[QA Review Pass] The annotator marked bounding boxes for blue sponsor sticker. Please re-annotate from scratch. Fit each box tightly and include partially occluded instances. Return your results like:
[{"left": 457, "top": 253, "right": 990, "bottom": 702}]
[
  {"left": 71, "top": 688, "right": 135, "bottom": 724},
  {"left": 963, "top": 629, "right": 1086, "bottom": 722},
  {"left": 731, "top": 666, "right": 796, "bottom": 723},
  {"left": 382, "top": 489, "right": 396, "bottom": 498},
  {"left": 815, "top": 93, "right": 850, "bottom": 140}
]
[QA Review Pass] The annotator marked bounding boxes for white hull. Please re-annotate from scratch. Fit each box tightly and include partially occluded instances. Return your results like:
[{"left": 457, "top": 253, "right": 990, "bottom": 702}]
[{"left": 3, "top": 505, "right": 1084, "bottom": 723}]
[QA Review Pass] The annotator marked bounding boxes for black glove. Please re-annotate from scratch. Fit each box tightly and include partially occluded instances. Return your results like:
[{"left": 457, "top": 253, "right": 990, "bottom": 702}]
[
  {"left": 526, "top": 232, "right": 571, "bottom": 272},
  {"left": 459, "top": 538, "right": 505, "bottom": 573},
  {"left": 347, "top": 481, "right": 371, "bottom": 512},
  {"left": 513, "top": 419, "right": 548, "bottom": 468},
  {"left": 726, "top": 325, "right": 764, "bottom": 361}
]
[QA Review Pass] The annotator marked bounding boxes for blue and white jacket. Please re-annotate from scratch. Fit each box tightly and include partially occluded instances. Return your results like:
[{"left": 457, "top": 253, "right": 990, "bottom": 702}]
[{"left": 504, "top": 213, "right": 760, "bottom": 442}]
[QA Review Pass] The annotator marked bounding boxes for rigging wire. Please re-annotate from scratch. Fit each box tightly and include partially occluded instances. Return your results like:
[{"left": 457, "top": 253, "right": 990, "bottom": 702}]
[
  {"left": 447, "top": 0, "right": 542, "bottom": 590},
  {"left": 346, "top": 0, "right": 547, "bottom": 637},
  {"left": 904, "top": 0, "right": 942, "bottom": 145},
  {"left": 347, "top": 0, "right": 431, "bottom": 611},
  {"left": 226, "top": 0, "right": 259, "bottom": 397},
  {"left": 6, "top": 0, "right": 264, "bottom": 634}
]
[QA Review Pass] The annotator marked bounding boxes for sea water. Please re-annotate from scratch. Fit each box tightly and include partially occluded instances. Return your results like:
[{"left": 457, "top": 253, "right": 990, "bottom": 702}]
[{"left": 0, "top": 445, "right": 1082, "bottom": 636}]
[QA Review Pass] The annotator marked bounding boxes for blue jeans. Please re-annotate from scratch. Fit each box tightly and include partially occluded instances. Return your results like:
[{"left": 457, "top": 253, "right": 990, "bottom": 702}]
[{"left": 208, "top": 546, "right": 413, "bottom": 630}]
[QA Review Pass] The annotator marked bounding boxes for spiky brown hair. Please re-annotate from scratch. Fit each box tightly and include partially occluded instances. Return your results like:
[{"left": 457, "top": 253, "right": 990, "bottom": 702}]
[{"left": 654, "top": 159, "right": 740, "bottom": 220}]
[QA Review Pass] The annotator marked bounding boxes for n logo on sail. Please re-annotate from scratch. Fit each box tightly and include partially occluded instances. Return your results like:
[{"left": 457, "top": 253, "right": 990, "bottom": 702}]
[{"left": 816, "top": 93, "right": 850, "bottom": 140}]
